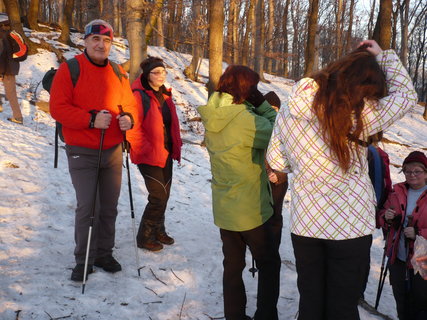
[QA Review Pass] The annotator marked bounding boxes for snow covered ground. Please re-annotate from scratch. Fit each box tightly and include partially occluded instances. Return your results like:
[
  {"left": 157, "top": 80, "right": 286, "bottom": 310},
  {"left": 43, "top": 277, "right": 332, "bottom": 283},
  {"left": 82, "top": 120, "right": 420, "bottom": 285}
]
[{"left": 1, "top": 25, "right": 426, "bottom": 320}]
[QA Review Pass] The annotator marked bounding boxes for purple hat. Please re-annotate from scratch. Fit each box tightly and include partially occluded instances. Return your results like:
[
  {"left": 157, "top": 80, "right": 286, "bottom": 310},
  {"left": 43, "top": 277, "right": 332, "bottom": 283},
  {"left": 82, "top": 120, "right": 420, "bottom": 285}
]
[{"left": 403, "top": 151, "right": 427, "bottom": 168}]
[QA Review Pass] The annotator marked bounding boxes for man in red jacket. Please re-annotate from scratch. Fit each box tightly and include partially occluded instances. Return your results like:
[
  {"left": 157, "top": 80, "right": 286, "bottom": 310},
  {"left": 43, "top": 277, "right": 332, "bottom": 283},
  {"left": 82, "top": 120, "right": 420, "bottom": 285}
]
[{"left": 49, "top": 19, "right": 137, "bottom": 282}]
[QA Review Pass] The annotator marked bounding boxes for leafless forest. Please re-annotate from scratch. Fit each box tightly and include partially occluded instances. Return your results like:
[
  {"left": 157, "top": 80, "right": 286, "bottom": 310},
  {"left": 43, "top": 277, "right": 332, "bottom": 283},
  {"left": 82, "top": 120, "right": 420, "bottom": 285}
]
[{"left": 2, "top": 0, "right": 426, "bottom": 102}]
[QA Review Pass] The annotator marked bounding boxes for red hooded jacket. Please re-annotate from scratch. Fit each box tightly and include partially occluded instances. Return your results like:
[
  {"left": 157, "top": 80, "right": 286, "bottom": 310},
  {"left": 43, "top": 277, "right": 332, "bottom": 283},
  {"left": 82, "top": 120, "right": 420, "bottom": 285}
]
[
  {"left": 379, "top": 182, "right": 427, "bottom": 267},
  {"left": 127, "top": 77, "right": 182, "bottom": 167}
]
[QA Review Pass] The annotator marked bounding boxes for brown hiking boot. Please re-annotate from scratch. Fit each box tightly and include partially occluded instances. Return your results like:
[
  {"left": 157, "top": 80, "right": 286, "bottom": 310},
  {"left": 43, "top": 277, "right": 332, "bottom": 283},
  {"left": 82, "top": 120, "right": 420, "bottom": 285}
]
[
  {"left": 156, "top": 232, "right": 175, "bottom": 245},
  {"left": 137, "top": 239, "right": 163, "bottom": 251}
]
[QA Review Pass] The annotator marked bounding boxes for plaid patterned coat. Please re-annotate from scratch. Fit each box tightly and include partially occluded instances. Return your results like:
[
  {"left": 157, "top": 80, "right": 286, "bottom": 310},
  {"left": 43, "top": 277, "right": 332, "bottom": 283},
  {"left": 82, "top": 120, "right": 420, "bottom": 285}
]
[{"left": 266, "top": 50, "right": 418, "bottom": 240}]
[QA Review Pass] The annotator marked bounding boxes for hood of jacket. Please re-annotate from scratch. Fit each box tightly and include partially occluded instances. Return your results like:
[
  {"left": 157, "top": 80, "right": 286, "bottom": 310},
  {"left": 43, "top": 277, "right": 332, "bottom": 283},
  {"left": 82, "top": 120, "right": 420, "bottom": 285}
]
[
  {"left": 197, "top": 91, "right": 251, "bottom": 133},
  {"left": 287, "top": 78, "right": 319, "bottom": 122}
]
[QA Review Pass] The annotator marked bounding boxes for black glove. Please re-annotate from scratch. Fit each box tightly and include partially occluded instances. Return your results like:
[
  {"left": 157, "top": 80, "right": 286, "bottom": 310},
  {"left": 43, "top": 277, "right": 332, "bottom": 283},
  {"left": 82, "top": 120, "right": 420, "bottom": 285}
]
[{"left": 246, "top": 86, "right": 265, "bottom": 108}]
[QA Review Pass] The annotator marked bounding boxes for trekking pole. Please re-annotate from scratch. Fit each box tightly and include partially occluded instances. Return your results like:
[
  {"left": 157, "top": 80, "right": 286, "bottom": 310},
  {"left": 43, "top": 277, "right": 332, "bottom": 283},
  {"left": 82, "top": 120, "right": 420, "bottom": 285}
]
[
  {"left": 404, "top": 216, "right": 414, "bottom": 292},
  {"left": 54, "top": 124, "right": 59, "bottom": 168},
  {"left": 374, "top": 210, "right": 394, "bottom": 310},
  {"left": 82, "top": 128, "right": 105, "bottom": 294},
  {"left": 118, "top": 105, "right": 141, "bottom": 276},
  {"left": 249, "top": 256, "right": 258, "bottom": 278}
]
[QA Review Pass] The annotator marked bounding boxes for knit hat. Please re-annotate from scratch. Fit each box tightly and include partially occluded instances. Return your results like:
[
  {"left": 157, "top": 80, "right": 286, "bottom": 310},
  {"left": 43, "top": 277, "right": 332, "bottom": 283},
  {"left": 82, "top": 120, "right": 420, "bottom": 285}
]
[
  {"left": 264, "top": 91, "right": 281, "bottom": 108},
  {"left": 140, "top": 57, "right": 165, "bottom": 78},
  {"left": 84, "top": 19, "right": 113, "bottom": 40},
  {"left": 402, "top": 151, "right": 427, "bottom": 168}
]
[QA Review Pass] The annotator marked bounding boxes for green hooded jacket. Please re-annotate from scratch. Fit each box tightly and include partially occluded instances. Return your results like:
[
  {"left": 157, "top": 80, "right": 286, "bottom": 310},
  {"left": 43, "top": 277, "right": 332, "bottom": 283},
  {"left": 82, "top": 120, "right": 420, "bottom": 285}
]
[{"left": 198, "top": 91, "right": 277, "bottom": 231}]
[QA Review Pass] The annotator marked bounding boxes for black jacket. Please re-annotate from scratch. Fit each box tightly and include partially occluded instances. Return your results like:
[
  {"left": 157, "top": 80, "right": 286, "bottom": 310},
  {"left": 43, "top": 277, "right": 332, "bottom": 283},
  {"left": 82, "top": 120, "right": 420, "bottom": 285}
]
[{"left": 0, "top": 30, "right": 20, "bottom": 76}]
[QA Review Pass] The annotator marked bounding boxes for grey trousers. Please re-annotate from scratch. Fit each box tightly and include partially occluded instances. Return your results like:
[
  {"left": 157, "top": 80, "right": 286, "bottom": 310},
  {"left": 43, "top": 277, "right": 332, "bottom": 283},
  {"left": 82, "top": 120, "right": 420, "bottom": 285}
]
[{"left": 66, "top": 143, "right": 122, "bottom": 264}]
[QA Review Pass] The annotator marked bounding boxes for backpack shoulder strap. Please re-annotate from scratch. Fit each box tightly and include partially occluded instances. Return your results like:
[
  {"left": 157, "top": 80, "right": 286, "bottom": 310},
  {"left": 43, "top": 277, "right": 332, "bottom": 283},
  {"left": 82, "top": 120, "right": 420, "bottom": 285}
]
[
  {"left": 109, "top": 61, "right": 127, "bottom": 81},
  {"left": 368, "top": 145, "right": 384, "bottom": 203},
  {"left": 133, "top": 89, "right": 151, "bottom": 118},
  {"left": 65, "top": 58, "right": 80, "bottom": 87}
]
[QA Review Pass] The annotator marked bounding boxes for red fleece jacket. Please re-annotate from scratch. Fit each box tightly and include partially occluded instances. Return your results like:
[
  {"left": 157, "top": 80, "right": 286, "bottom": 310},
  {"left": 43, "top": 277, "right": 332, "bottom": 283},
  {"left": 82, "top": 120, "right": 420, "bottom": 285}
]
[
  {"left": 49, "top": 53, "right": 137, "bottom": 150},
  {"left": 379, "top": 182, "right": 427, "bottom": 267},
  {"left": 126, "top": 77, "right": 182, "bottom": 167}
]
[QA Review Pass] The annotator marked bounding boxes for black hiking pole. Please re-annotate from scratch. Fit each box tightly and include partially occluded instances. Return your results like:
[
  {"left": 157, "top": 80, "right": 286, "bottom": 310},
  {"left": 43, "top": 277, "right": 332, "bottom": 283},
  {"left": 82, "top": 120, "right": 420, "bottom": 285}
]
[
  {"left": 118, "top": 105, "right": 141, "bottom": 276},
  {"left": 375, "top": 218, "right": 392, "bottom": 309},
  {"left": 249, "top": 256, "right": 258, "bottom": 278},
  {"left": 82, "top": 128, "right": 105, "bottom": 294},
  {"left": 123, "top": 136, "right": 142, "bottom": 276},
  {"left": 54, "top": 124, "right": 59, "bottom": 168}
]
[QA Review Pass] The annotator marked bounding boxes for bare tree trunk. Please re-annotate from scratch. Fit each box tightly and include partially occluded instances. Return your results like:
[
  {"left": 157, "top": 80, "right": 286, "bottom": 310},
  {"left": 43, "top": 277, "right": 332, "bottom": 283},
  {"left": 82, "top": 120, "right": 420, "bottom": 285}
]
[
  {"left": 335, "top": 0, "right": 343, "bottom": 58},
  {"left": 101, "top": 0, "right": 115, "bottom": 28},
  {"left": 266, "top": 0, "right": 274, "bottom": 73},
  {"left": 145, "top": 0, "right": 164, "bottom": 44},
  {"left": 87, "top": 0, "right": 100, "bottom": 23},
  {"left": 4, "top": 0, "right": 26, "bottom": 35},
  {"left": 232, "top": 0, "right": 240, "bottom": 64},
  {"left": 372, "top": 0, "right": 392, "bottom": 49},
  {"left": 345, "top": 0, "right": 355, "bottom": 53},
  {"left": 207, "top": 0, "right": 224, "bottom": 96},
  {"left": 368, "top": 0, "right": 377, "bottom": 38},
  {"left": 126, "top": 0, "right": 147, "bottom": 83},
  {"left": 241, "top": 1, "right": 250, "bottom": 65},
  {"left": 0, "top": 1, "right": 5, "bottom": 12},
  {"left": 157, "top": 10, "right": 165, "bottom": 47},
  {"left": 249, "top": 0, "right": 256, "bottom": 68},
  {"left": 113, "top": 0, "right": 121, "bottom": 35},
  {"left": 253, "top": 0, "right": 266, "bottom": 81},
  {"left": 28, "top": 0, "right": 40, "bottom": 30},
  {"left": 282, "top": 0, "right": 290, "bottom": 77},
  {"left": 58, "top": 0, "right": 74, "bottom": 45},
  {"left": 400, "top": 0, "right": 410, "bottom": 67},
  {"left": 184, "top": 0, "right": 201, "bottom": 81},
  {"left": 304, "top": 0, "right": 318, "bottom": 76}
]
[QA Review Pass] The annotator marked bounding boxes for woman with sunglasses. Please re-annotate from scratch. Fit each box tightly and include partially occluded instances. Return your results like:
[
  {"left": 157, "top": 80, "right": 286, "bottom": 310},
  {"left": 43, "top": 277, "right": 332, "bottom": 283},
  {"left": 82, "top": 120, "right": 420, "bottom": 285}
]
[
  {"left": 127, "top": 56, "right": 182, "bottom": 251},
  {"left": 379, "top": 151, "right": 427, "bottom": 319}
]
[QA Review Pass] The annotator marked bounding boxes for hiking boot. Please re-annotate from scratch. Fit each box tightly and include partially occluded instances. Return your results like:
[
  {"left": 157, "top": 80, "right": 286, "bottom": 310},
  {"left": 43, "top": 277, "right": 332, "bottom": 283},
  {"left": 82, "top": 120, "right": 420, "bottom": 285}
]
[
  {"left": 94, "top": 255, "right": 122, "bottom": 273},
  {"left": 71, "top": 264, "right": 93, "bottom": 282},
  {"left": 137, "top": 239, "right": 164, "bottom": 251},
  {"left": 156, "top": 232, "right": 175, "bottom": 245},
  {"left": 7, "top": 117, "right": 23, "bottom": 125}
]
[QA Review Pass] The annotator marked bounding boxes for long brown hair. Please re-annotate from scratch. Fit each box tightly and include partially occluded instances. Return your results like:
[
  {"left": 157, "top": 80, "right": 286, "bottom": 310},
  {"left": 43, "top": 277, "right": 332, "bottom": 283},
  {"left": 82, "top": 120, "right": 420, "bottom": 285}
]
[
  {"left": 311, "top": 46, "right": 387, "bottom": 171},
  {"left": 217, "top": 65, "right": 260, "bottom": 104}
]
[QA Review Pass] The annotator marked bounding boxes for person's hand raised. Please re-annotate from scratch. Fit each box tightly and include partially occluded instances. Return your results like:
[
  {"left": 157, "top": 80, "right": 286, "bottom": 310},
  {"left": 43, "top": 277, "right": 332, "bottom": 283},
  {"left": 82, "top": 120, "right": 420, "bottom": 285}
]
[{"left": 358, "top": 40, "right": 382, "bottom": 56}]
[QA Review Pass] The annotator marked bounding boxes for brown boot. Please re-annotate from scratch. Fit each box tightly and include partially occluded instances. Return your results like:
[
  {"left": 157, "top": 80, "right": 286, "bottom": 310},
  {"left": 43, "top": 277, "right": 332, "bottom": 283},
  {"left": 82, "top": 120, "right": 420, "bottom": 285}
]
[
  {"left": 137, "top": 220, "right": 163, "bottom": 251},
  {"left": 156, "top": 232, "right": 174, "bottom": 245}
]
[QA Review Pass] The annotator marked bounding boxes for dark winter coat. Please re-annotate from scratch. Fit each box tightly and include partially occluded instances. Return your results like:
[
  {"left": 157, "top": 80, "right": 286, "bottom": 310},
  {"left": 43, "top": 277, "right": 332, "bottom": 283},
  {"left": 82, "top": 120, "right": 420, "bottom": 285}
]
[
  {"left": 379, "top": 182, "right": 427, "bottom": 267},
  {"left": 0, "top": 30, "right": 19, "bottom": 75}
]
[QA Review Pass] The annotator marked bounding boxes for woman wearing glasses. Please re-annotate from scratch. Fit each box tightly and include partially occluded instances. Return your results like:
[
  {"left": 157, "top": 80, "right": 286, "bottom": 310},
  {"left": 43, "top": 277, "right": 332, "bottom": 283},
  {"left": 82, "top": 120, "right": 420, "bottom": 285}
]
[
  {"left": 127, "top": 56, "right": 182, "bottom": 251},
  {"left": 379, "top": 151, "right": 427, "bottom": 319}
]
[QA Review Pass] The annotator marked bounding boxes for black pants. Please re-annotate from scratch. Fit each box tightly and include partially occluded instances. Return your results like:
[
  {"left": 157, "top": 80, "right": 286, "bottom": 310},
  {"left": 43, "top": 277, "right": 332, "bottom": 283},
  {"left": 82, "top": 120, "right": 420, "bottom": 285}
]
[
  {"left": 136, "top": 156, "right": 172, "bottom": 240},
  {"left": 220, "top": 217, "right": 281, "bottom": 320},
  {"left": 389, "top": 259, "right": 427, "bottom": 320},
  {"left": 270, "top": 181, "right": 287, "bottom": 249},
  {"left": 291, "top": 233, "right": 372, "bottom": 320}
]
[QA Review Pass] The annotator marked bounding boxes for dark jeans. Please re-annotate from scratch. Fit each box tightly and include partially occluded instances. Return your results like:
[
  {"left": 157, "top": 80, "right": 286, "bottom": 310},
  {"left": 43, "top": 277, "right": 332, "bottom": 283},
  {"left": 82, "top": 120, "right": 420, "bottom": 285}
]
[
  {"left": 66, "top": 144, "right": 122, "bottom": 264},
  {"left": 136, "top": 156, "right": 172, "bottom": 240},
  {"left": 270, "top": 181, "right": 287, "bottom": 249},
  {"left": 389, "top": 259, "right": 427, "bottom": 320},
  {"left": 220, "top": 217, "right": 281, "bottom": 320},
  {"left": 291, "top": 233, "right": 372, "bottom": 320}
]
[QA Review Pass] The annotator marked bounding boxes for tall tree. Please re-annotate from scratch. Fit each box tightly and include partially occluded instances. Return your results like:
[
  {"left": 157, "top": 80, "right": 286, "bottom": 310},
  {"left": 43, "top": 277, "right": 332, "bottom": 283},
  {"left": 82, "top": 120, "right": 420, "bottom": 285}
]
[
  {"left": 58, "top": 0, "right": 74, "bottom": 45},
  {"left": 184, "top": 0, "right": 202, "bottom": 81},
  {"left": 145, "top": 0, "right": 164, "bottom": 44},
  {"left": 399, "top": 0, "right": 410, "bottom": 67},
  {"left": 253, "top": 0, "right": 266, "bottom": 81},
  {"left": 281, "top": 0, "right": 290, "bottom": 77},
  {"left": 265, "top": 0, "right": 274, "bottom": 73},
  {"left": 126, "top": 0, "right": 147, "bottom": 83},
  {"left": 372, "top": 0, "right": 392, "bottom": 49},
  {"left": 27, "top": 0, "right": 40, "bottom": 30},
  {"left": 304, "top": 0, "right": 319, "bottom": 76},
  {"left": 207, "top": 0, "right": 224, "bottom": 96}
]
